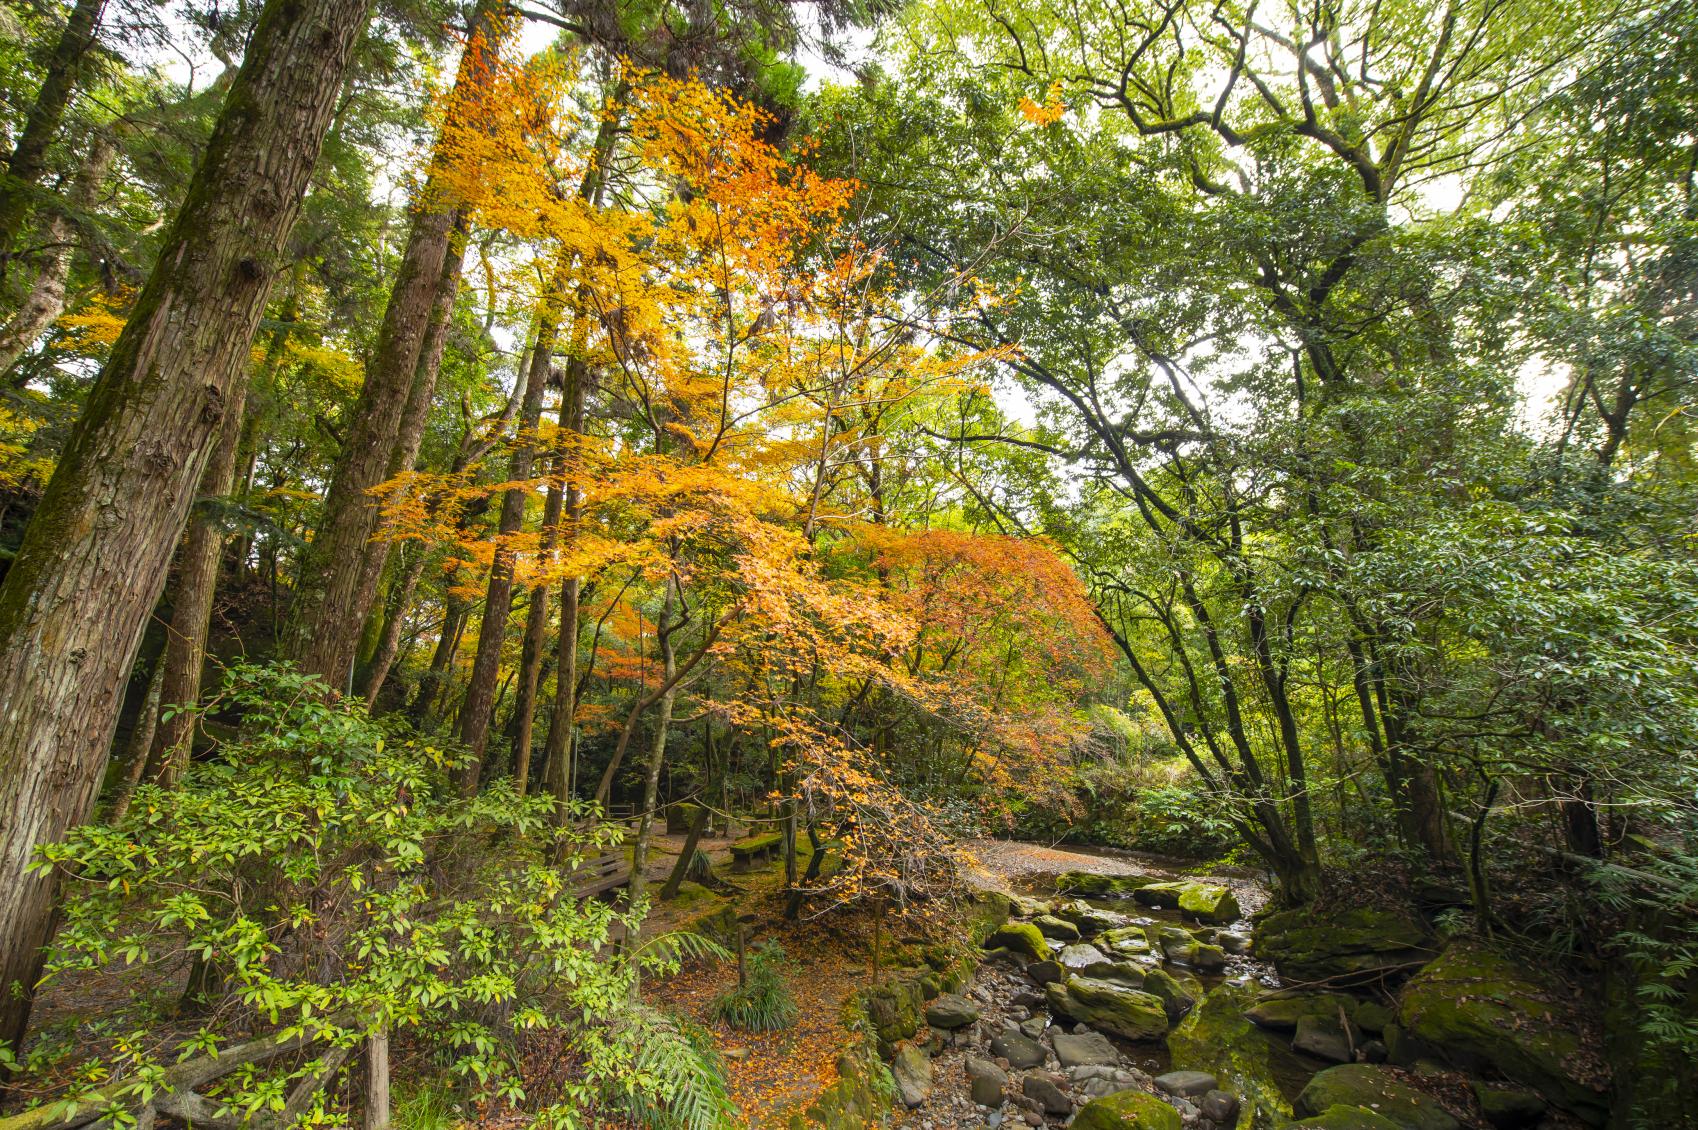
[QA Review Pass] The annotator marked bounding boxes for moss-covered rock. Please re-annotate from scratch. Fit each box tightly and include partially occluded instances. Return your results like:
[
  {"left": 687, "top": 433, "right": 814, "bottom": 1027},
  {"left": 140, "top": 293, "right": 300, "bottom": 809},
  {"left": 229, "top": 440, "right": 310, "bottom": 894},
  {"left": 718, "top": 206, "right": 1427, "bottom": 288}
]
[
  {"left": 1055, "top": 899, "right": 1124, "bottom": 934},
  {"left": 1168, "top": 981, "right": 1297, "bottom": 1130},
  {"left": 787, "top": 1047, "right": 897, "bottom": 1129},
  {"left": 1132, "top": 881, "right": 1187, "bottom": 909},
  {"left": 1255, "top": 907, "right": 1434, "bottom": 985},
  {"left": 1471, "top": 1082, "right": 1547, "bottom": 1128},
  {"left": 1072, "top": 1089, "right": 1183, "bottom": 1130},
  {"left": 1296, "top": 1065, "right": 1458, "bottom": 1130},
  {"left": 986, "top": 921, "right": 1052, "bottom": 961},
  {"left": 1396, "top": 944, "right": 1608, "bottom": 1125},
  {"left": 1101, "top": 927, "right": 1155, "bottom": 956},
  {"left": 863, "top": 979, "right": 925, "bottom": 1048},
  {"left": 1034, "top": 913, "right": 1082, "bottom": 941},
  {"left": 1057, "top": 871, "right": 1154, "bottom": 897},
  {"left": 965, "top": 889, "right": 1013, "bottom": 943},
  {"left": 1290, "top": 1106, "right": 1405, "bottom": 1130},
  {"left": 1244, "top": 990, "right": 1361, "bottom": 1032},
  {"left": 1045, "top": 975, "right": 1170, "bottom": 1040},
  {"left": 1178, "top": 883, "right": 1241, "bottom": 925},
  {"left": 1142, "top": 967, "right": 1196, "bottom": 1021}
]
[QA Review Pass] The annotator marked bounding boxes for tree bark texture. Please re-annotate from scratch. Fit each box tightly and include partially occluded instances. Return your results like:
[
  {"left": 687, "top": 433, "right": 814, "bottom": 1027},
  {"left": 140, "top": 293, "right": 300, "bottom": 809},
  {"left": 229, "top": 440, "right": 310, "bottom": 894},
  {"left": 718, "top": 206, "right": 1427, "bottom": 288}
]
[
  {"left": 283, "top": 4, "right": 496, "bottom": 688},
  {"left": 0, "top": 0, "right": 372, "bottom": 1053}
]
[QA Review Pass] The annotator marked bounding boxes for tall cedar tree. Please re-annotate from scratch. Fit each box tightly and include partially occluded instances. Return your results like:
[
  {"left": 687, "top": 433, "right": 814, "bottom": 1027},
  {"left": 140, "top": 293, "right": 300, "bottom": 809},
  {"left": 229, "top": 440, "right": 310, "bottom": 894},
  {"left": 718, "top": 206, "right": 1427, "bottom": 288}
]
[{"left": 0, "top": 0, "right": 373, "bottom": 1052}]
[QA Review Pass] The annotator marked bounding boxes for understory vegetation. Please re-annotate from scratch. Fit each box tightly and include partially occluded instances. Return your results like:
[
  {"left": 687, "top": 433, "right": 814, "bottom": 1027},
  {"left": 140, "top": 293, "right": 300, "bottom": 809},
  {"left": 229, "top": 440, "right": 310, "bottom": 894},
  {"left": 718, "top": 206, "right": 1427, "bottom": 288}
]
[{"left": 0, "top": 0, "right": 1692, "bottom": 1124}]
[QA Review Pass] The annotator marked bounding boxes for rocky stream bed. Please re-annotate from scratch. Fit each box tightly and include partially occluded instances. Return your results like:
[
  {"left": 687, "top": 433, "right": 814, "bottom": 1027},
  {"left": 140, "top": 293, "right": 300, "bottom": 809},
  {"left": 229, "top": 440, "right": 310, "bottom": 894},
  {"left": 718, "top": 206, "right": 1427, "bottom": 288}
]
[{"left": 843, "top": 849, "right": 1610, "bottom": 1130}]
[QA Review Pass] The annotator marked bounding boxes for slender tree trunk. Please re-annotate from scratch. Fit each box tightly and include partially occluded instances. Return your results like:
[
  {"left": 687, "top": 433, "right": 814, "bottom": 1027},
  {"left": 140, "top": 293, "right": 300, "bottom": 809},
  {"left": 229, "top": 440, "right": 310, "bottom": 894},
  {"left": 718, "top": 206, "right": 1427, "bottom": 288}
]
[
  {"left": 0, "top": 132, "right": 114, "bottom": 379},
  {"left": 283, "top": 4, "right": 497, "bottom": 688},
  {"left": 0, "top": 0, "right": 371, "bottom": 1054},
  {"left": 0, "top": 0, "right": 107, "bottom": 270},
  {"left": 660, "top": 804, "right": 710, "bottom": 901},
  {"left": 360, "top": 543, "right": 426, "bottom": 707},
  {"left": 411, "top": 593, "right": 467, "bottom": 725},
  {"left": 457, "top": 310, "right": 554, "bottom": 790},
  {"left": 627, "top": 577, "right": 679, "bottom": 912},
  {"left": 542, "top": 361, "right": 585, "bottom": 846},
  {"left": 108, "top": 654, "right": 165, "bottom": 824}
]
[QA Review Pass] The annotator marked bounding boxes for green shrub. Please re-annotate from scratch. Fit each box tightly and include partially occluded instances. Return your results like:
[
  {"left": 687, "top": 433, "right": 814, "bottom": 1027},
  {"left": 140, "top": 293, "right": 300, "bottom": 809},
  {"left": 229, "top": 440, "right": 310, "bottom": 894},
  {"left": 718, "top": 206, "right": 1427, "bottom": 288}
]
[
  {"left": 20, "top": 664, "right": 733, "bottom": 1129},
  {"left": 708, "top": 941, "right": 799, "bottom": 1032}
]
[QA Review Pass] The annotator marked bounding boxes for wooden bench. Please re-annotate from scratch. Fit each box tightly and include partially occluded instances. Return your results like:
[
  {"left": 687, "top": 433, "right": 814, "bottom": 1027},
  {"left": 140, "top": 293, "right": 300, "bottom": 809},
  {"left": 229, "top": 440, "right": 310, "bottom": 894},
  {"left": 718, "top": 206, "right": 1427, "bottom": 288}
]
[
  {"left": 569, "top": 849, "right": 630, "bottom": 897},
  {"left": 729, "top": 832, "right": 783, "bottom": 872}
]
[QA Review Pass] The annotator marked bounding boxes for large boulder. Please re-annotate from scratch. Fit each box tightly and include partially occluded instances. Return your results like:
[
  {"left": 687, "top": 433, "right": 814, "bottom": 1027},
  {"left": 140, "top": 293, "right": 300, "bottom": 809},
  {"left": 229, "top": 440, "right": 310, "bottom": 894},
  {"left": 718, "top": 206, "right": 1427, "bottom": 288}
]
[
  {"left": 987, "top": 921, "right": 1053, "bottom": 962},
  {"left": 1296, "top": 1065, "right": 1459, "bottom": 1130},
  {"left": 1177, "top": 883, "right": 1241, "bottom": 925},
  {"left": 1101, "top": 927, "right": 1155, "bottom": 956},
  {"left": 1056, "top": 899, "right": 1124, "bottom": 934},
  {"left": 1396, "top": 944, "right": 1608, "bottom": 1125},
  {"left": 1045, "top": 976, "right": 1170, "bottom": 1040},
  {"left": 1072, "top": 1089, "right": 1183, "bottom": 1130},
  {"left": 966, "top": 1056, "right": 1007, "bottom": 1107},
  {"left": 1152, "top": 1070, "right": 1217, "bottom": 1098},
  {"left": 1023, "top": 1071, "right": 1074, "bottom": 1116},
  {"left": 1255, "top": 907, "right": 1435, "bottom": 985},
  {"left": 890, "top": 1044, "right": 932, "bottom": 1107},
  {"left": 1293, "top": 1013, "right": 1360, "bottom": 1063}
]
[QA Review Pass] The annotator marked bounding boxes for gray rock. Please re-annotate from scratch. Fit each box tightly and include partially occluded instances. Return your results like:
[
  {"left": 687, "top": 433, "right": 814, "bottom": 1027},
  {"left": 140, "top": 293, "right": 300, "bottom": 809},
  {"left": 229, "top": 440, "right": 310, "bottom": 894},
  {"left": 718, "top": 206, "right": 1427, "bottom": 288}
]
[
  {"left": 1058, "top": 943, "right": 1111, "bottom": 969},
  {"left": 1153, "top": 1070, "right": 1218, "bottom": 1098},
  {"left": 1215, "top": 924, "right": 1256, "bottom": 951},
  {"left": 1012, "top": 990, "right": 1047, "bottom": 1009},
  {"left": 1200, "top": 1090, "right": 1239, "bottom": 1123},
  {"left": 991, "top": 1030, "right": 1047, "bottom": 1069},
  {"left": 967, "top": 1056, "right": 1008, "bottom": 1107},
  {"left": 1019, "top": 1015, "right": 1048, "bottom": 1041},
  {"left": 1292, "top": 1013, "right": 1358, "bottom": 1063},
  {"left": 1026, "top": 960, "right": 1065, "bottom": 986},
  {"left": 1051, "top": 1030, "right": 1119, "bottom": 1068},
  {"left": 892, "top": 1044, "right": 933, "bottom": 1107},
  {"left": 1022, "top": 1072, "right": 1073, "bottom": 1116},
  {"left": 926, "top": 992, "right": 981, "bottom": 1029},
  {"left": 1067, "top": 1064, "right": 1146, "bottom": 1100}
]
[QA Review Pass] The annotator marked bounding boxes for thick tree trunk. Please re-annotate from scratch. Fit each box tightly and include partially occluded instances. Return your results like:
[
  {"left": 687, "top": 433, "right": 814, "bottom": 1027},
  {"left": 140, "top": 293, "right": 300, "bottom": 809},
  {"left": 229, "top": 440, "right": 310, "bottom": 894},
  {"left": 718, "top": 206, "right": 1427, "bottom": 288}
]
[
  {"left": 0, "top": 0, "right": 107, "bottom": 270},
  {"left": 0, "top": 132, "right": 114, "bottom": 379},
  {"left": 283, "top": 5, "right": 496, "bottom": 689},
  {"left": 456, "top": 317, "right": 553, "bottom": 790},
  {"left": 0, "top": 0, "right": 371, "bottom": 1054}
]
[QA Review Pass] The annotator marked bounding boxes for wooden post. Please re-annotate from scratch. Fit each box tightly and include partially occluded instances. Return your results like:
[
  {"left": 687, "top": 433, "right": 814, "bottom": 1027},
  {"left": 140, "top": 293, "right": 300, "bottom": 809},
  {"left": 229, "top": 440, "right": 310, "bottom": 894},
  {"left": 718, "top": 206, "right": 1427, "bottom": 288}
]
[{"left": 364, "top": 1027, "right": 390, "bottom": 1130}]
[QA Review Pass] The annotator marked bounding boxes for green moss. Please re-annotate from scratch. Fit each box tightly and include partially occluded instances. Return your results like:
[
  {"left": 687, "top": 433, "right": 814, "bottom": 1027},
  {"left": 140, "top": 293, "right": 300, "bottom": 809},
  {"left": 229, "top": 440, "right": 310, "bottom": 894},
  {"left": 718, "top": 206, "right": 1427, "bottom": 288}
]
[
  {"left": 1072, "top": 1089, "right": 1182, "bottom": 1130},
  {"left": 1057, "top": 871, "right": 1156, "bottom": 897},
  {"left": 1177, "top": 883, "right": 1241, "bottom": 925},
  {"left": 1244, "top": 990, "right": 1361, "bottom": 1032},
  {"left": 1290, "top": 1106, "right": 1404, "bottom": 1130},
  {"left": 730, "top": 832, "right": 783, "bottom": 854},
  {"left": 1297, "top": 1065, "right": 1458, "bottom": 1130},
  {"left": 1168, "top": 981, "right": 1298, "bottom": 1130}
]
